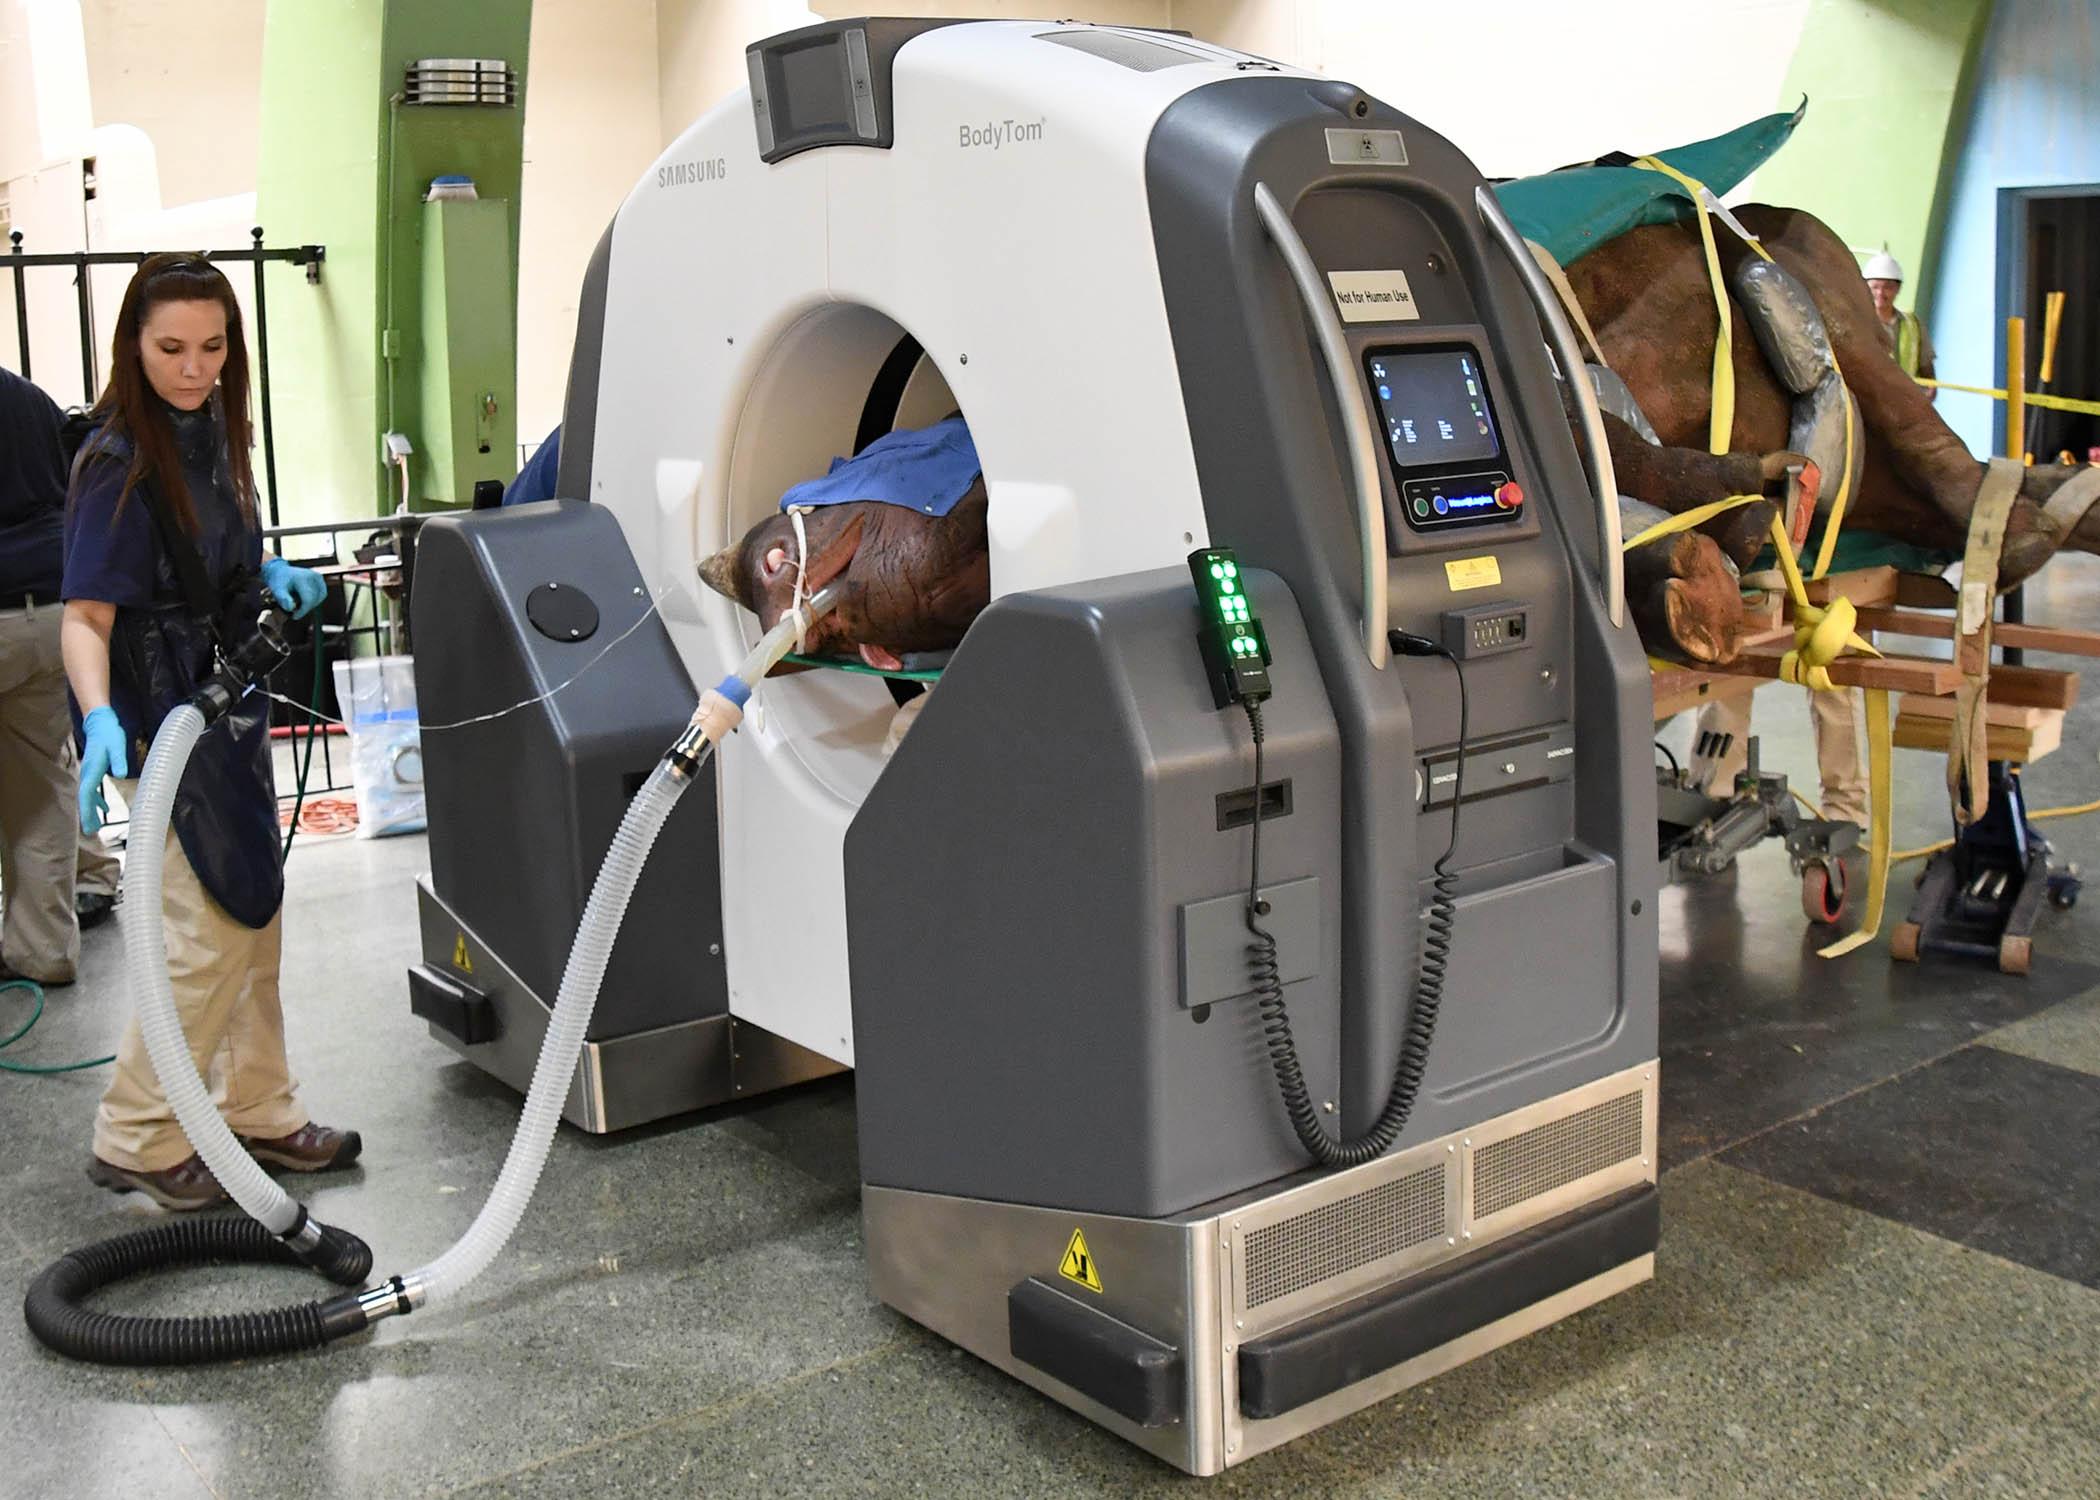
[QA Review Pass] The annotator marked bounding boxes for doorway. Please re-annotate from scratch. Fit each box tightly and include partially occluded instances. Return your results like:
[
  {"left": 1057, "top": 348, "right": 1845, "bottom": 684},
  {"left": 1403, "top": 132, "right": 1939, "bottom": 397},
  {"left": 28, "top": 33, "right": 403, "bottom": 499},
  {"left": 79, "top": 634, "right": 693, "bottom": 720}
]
[{"left": 1998, "top": 184, "right": 2100, "bottom": 462}]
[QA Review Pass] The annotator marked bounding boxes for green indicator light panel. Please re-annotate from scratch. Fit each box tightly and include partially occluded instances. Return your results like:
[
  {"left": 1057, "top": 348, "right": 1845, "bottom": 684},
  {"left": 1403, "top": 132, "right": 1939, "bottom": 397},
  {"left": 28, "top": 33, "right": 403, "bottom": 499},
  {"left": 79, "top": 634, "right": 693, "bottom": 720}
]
[{"left": 1188, "top": 547, "right": 1272, "bottom": 708}]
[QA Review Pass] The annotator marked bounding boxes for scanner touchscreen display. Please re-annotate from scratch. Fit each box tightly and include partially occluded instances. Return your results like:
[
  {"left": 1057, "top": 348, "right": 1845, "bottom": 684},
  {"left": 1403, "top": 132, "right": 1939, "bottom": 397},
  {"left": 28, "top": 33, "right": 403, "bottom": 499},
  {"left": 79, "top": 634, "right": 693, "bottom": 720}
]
[{"left": 1366, "top": 348, "right": 1502, "bottom": 470}]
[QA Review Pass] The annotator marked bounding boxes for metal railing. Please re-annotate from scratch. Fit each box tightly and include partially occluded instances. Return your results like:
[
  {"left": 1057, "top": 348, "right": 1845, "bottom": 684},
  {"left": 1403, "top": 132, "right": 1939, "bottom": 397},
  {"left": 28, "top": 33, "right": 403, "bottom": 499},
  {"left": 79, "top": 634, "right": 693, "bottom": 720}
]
[
  {"left": 264, "top": 514, "right": 426, "bottom": 802},
  {"left": 6, "top": 228, "right": 325, "bottom": 528}
]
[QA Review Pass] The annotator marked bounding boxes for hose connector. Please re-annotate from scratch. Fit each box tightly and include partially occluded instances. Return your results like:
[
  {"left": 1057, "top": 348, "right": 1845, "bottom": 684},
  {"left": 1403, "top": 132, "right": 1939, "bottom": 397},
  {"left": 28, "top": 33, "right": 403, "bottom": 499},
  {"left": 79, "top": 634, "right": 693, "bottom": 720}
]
[
  {"left": 189, "top": 608, "right": 295, "bottom": 725},
  {"left": 669, "top": 676, "right": 751, "bottom": 779},
  {"left": 275, "top": 1204, "right": 374, "bottom": 1286},
  {"left": 315, "top": 1276, "right": 414, "bottom": 1341}
]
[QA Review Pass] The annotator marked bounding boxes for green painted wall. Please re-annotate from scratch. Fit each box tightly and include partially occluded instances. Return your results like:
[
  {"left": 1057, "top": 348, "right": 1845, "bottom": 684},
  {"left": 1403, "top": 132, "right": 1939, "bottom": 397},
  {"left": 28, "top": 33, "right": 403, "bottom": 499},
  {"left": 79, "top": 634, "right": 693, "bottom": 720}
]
[
  {"left": 255, "top": 0, "right": 529, "bottom": 524},
  {"left": 1752, "top": 0, "right": 1992, "bottom": 321}
]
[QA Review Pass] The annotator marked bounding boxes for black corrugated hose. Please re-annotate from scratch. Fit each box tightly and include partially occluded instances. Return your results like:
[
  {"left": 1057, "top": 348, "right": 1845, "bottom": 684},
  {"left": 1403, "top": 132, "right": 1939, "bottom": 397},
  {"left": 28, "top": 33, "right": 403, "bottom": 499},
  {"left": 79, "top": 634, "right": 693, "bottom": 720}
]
[
  {"left": 1241, "top": 632, "right": 1469, "bottom": 1167},
  {"left": 23, "top": 1215, "right": 381, "bottom": 1366}
]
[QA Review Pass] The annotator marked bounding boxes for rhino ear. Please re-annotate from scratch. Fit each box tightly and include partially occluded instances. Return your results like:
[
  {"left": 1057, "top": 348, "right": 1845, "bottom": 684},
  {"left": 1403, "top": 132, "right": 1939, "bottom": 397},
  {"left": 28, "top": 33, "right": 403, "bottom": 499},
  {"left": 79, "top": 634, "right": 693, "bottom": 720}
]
[
  {"left": 803, "top": 511, "right": 867, "bottom": 593},
  {"left": 697, "top": 545, "right": 745, "bottom": 602}
]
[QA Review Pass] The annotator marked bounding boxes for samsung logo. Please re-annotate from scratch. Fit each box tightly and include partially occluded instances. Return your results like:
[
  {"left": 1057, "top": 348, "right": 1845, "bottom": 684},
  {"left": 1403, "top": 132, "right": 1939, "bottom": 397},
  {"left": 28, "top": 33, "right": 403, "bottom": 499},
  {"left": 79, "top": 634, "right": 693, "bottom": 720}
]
[{"left": 657, "top": 157, "right": 728, "bottom": 188}]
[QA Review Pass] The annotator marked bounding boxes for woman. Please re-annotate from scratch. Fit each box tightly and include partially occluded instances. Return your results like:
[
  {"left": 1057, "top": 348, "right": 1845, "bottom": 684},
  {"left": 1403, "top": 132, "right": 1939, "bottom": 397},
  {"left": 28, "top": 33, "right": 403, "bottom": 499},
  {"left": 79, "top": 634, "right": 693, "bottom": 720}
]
[{"left": 61, "top": 253, "right": 359, "bottom": 1212}]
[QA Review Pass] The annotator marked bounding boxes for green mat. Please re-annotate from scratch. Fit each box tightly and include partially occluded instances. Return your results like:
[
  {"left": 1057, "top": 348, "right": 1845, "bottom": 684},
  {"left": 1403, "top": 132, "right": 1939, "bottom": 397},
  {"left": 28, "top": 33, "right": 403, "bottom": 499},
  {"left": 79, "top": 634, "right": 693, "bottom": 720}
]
[
  {"left": 1753, "top": 526, "right": 1955, "bottom": 580},
  {"left": 781, "top": 652, "right": 943, "bottom": 682},
  {"left": 1491, "top": 103, "right": 1805, "bottom": 268}
]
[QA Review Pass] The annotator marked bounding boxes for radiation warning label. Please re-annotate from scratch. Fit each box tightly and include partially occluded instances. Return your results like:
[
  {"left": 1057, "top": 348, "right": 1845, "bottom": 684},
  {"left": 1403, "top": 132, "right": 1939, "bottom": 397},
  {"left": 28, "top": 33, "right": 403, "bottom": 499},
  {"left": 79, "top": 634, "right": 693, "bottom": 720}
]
[{"left": 1059, "top": 1227, "right": 1103, "bottom": 1294}]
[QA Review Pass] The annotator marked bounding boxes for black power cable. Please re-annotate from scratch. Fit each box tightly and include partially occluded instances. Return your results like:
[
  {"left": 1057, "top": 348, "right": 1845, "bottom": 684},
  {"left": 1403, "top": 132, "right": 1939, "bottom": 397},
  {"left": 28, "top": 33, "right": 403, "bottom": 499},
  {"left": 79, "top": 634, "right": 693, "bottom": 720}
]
[{"left": 1241, "top": 631, "right": 1468, "bottom": 1167}]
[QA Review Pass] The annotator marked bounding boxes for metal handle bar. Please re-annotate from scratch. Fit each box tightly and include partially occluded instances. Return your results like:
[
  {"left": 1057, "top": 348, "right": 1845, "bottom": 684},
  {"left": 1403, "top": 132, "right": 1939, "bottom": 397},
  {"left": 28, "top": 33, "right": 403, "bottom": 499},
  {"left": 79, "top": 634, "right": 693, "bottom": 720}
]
[
  {"left": 1253, "top": 181, "right": 1390, "bottom": 670},
  {"left": 1473, "top": 184, "right": 1625, "bottom": 628}
]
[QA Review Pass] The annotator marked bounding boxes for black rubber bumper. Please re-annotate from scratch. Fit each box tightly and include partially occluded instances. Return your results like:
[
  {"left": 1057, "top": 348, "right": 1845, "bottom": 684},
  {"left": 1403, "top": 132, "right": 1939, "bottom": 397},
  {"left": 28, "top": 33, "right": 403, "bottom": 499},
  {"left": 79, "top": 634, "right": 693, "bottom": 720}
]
[
  {"left": 1008, "top": 1277, "right": 1184, "bottom": 1428},
  {"left": 408, "top": 963, "right": 498, "bottom": 1045},
  {"left": 1237, "top": 1184, "right": 1659, "bottom": 1420}
]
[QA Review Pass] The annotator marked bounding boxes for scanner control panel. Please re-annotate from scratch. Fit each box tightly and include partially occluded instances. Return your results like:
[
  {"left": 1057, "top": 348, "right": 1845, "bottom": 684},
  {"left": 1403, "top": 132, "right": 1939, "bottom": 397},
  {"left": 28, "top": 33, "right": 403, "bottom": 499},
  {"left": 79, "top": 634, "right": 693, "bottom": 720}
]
[{"left": 1365, "top": 343, "right": 1525, "bottom": 534}]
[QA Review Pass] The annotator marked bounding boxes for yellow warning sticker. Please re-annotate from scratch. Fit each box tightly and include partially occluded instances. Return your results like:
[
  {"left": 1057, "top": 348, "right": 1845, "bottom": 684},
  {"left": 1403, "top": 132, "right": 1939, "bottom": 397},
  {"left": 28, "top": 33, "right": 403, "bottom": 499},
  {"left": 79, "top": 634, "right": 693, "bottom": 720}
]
[
  {"left": 452, "top": 933, "right": 475, "bottom": 975},
  {"left": 1444, "top": 555, "right": 1502, "bottom": 592},
  {"left": 1059, "top": 1227, "right": 1103, "bottom": 1294}
]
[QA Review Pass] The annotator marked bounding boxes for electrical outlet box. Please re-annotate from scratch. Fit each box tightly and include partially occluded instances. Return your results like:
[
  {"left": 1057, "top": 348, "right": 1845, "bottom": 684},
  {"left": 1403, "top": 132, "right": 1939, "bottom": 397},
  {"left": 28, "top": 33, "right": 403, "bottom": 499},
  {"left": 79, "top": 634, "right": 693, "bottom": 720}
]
[{"left": 1440, "top": 602, "right": 1531, "bottom": 658}]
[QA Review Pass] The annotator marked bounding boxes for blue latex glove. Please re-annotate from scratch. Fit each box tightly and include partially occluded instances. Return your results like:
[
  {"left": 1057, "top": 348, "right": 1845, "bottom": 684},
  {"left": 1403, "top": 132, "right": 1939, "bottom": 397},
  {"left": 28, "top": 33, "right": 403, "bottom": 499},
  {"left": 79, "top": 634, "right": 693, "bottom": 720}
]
[
  {"left": 260, "top": 556, "right": 327, "bottom": 620},
  {"left": 79, "top": 706, "right": 129, "bottom": 836}
]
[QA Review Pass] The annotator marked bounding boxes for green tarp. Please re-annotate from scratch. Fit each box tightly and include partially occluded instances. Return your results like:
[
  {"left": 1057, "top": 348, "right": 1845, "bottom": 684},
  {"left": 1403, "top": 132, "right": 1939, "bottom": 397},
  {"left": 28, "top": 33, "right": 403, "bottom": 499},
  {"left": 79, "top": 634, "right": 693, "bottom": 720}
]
[{"left": 1491, "top": 103, "right": 1806, "bottom": 267}]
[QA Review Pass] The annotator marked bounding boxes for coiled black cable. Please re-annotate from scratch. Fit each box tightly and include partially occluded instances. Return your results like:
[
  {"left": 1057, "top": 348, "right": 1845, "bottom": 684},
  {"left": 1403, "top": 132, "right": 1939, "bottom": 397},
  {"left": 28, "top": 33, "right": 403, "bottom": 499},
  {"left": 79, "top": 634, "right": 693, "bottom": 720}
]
[{"left": 1242, "top": 639, "right": 1468, "bottom": 1167}]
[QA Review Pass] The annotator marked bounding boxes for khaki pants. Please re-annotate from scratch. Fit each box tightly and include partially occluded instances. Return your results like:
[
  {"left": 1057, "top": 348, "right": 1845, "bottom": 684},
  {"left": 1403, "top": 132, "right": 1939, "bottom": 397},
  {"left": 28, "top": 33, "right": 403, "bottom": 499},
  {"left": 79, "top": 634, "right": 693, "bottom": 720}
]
[
  {"left": 92, "top": 781, "right": 306, "bottom": 1172},
  {"left": 0, "top": 600, "right": 79, "bottom": 982},
  {"left": 78, "top": 822, "right": 122, "bottom": 899},
  {"left": 1696, "top": 686, "right": 1870, "bottom": 829}
]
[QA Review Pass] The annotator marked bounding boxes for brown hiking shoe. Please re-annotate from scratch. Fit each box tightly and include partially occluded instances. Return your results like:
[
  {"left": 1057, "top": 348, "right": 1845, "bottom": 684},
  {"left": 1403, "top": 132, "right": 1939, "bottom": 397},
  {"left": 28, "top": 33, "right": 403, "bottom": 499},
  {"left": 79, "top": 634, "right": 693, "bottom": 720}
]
[
  {"left": 87, "top": 1153, "right": 230, "bottom": 1212},
  {"left": 236, "top": 1122, "right": 363, "bottom": 1173}
]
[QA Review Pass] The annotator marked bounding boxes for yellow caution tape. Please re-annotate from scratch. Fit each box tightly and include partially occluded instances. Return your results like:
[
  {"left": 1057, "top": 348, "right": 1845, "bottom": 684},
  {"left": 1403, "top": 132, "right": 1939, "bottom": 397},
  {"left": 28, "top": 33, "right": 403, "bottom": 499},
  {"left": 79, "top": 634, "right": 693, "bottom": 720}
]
[{"left": 1916, "top": 378, "right": 2100, "bottom": 417}]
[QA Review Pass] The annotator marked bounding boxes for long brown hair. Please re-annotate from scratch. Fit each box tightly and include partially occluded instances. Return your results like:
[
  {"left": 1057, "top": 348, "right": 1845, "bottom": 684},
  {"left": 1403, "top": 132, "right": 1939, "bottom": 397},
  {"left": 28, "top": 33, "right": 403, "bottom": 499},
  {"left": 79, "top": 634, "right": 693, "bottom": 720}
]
[{"left": 81, "top": 253, "right": 257, "bottom": 534}]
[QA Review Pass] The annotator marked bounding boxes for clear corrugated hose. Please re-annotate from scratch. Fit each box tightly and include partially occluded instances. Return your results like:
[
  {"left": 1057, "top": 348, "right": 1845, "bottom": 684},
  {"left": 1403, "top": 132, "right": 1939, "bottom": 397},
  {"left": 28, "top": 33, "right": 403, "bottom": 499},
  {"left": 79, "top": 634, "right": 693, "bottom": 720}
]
[
  {"left": 399, "top": 753, "right": 693, "bottom": 1305},
  {"left": 124, "top": 704, "right": 303, "bottom": 1235}
]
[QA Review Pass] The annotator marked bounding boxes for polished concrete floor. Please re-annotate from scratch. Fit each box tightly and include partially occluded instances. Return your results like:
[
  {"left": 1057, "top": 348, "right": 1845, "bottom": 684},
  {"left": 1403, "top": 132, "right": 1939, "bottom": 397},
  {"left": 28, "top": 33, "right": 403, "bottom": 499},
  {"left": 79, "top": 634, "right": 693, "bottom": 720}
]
[{"left": 3, "top": 557, "right": 2099, "bottom": 1497}]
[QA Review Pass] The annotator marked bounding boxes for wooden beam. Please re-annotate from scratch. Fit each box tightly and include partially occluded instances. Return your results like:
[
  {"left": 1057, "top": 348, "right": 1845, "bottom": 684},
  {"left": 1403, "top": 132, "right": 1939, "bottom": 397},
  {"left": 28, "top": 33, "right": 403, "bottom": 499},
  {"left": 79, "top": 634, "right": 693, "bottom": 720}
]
[
  {"left": 1803, "top": 567, "right": 1898, "bottom": 607},
  {"left": 1985, "top": 665, "right": 2081, "bottom": 711},
  {"left": 1730, "top": 645, "right": 1965, "bottom": 694},
  {"left": 1650, "top": 671, "right": 1759, "bottom": 722},
  {"left": 1895, "top": 703, "right": 2062, "bottom": 764},
  {"left": 1853, "top": 607, "right": 2100, "bottom": 659}
]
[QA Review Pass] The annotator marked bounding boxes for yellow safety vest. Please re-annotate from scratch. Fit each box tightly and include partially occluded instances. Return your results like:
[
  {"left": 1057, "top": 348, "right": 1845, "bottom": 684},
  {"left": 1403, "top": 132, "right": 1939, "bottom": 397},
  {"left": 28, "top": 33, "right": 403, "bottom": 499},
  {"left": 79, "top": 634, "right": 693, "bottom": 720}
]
[{"left": 1893, "top": 310, "right": 1922, "bottom": 376}]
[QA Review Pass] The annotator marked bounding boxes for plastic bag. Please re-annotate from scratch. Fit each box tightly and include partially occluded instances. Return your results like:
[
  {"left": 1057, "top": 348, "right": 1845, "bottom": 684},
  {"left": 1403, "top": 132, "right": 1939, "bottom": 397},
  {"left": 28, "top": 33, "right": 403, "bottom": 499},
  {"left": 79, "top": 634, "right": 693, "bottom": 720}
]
[{"left": 329, "top": 654, "right": 426, "bottom": 837}]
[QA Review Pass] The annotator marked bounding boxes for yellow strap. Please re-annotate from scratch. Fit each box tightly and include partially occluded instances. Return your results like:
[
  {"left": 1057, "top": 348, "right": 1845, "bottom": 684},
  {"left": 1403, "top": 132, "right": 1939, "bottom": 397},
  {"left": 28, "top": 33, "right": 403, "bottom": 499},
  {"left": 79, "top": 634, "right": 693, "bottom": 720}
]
[
  {"left": 1947, "top": 458, "right": 2024, "bottom": 825},
  {"left": 1915, "top": 378, "right": 2100, "bottom": 417},
  {"left": 1621, "top": 492, "right": 1765, "bottom": 552},
  {"left": 1635, "top": 156, "right": 1889, "bottom": 954},
  {"left": 2041, "top": 464, "right": 2100, "bottom": 538},
  {"left": 1635, "top": 157, "right": 1737, "bottom": 453},
  {"left": 1808, "top": 380, "right": 1859, "bottom": 581},
  {"left": 1633, "top": 155, "right": 1858, "bottom": 578},
  {"left": 1526, "top": 239, "right": 1608, "bottom": 367},
  {"left": 1816, "top": 687, "right": 1892, "bottom": 958}
]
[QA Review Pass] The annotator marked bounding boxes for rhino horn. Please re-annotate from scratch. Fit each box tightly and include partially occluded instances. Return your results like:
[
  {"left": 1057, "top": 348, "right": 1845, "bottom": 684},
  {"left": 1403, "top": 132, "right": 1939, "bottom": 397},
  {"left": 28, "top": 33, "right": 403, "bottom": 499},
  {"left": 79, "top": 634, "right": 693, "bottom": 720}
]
[{"left": 697, "top": 545, "right": 743, "bottom": 602}]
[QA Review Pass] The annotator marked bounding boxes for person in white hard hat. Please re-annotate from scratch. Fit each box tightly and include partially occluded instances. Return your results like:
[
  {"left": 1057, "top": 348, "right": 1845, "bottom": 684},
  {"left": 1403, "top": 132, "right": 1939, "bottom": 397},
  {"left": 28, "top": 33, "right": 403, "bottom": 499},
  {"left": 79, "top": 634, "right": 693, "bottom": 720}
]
[{"left": 1862, "top": 249, "right": 1935, "bottom": 391}]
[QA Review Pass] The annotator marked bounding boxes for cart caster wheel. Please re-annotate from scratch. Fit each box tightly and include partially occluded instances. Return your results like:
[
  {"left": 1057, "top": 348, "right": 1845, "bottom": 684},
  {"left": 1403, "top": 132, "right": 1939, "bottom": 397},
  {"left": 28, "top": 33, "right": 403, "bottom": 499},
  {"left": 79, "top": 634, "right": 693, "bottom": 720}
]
[
  {"left": 1802, "top": 860, "right": 1848, "bottom": 926},
  {"left": 1890, "top": 921, "right": 1922, "bottom": 963},
  {"left": 2048, "top": 877, "right": 2080, "bottom": 912},
  {"left": 1999, "top": 934, "right": 2033, "bottom": 976}
]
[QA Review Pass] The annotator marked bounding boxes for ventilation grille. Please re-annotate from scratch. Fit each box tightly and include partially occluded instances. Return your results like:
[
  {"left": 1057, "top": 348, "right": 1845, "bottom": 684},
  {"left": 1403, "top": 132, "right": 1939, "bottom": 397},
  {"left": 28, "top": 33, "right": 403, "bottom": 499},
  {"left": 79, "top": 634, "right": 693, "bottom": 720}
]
[
  {"left": 1472, "top": 1091, "right": 1643, "bottom": 1221},
  {"left": 404, "top": 57, "right": 518, "bottom": 107},
  {"left": 1036, "top": 30, "right": 1205, "bottom": 72},
  {"left": 1244, "top": 1164, "right": 1445, "bottom": 1309}
]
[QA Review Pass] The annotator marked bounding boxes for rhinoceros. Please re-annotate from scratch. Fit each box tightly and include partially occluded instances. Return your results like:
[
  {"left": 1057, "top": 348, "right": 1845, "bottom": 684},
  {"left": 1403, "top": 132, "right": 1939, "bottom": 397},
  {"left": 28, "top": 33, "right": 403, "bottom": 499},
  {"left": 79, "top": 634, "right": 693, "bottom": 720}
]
[
  {"left": 697, "top": 477, "right": 990, "bottom": 674},
  {"left": 698, "top": 202, "right": 2091, "bottom": 672}
]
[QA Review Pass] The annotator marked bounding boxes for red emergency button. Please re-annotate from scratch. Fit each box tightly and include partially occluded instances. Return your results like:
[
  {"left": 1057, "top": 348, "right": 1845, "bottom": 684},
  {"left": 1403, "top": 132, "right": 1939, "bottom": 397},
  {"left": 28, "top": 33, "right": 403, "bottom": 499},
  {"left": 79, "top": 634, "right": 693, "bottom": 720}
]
[{"left": 1495, "top": 481, "right": 1524, "bottom": 510}]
